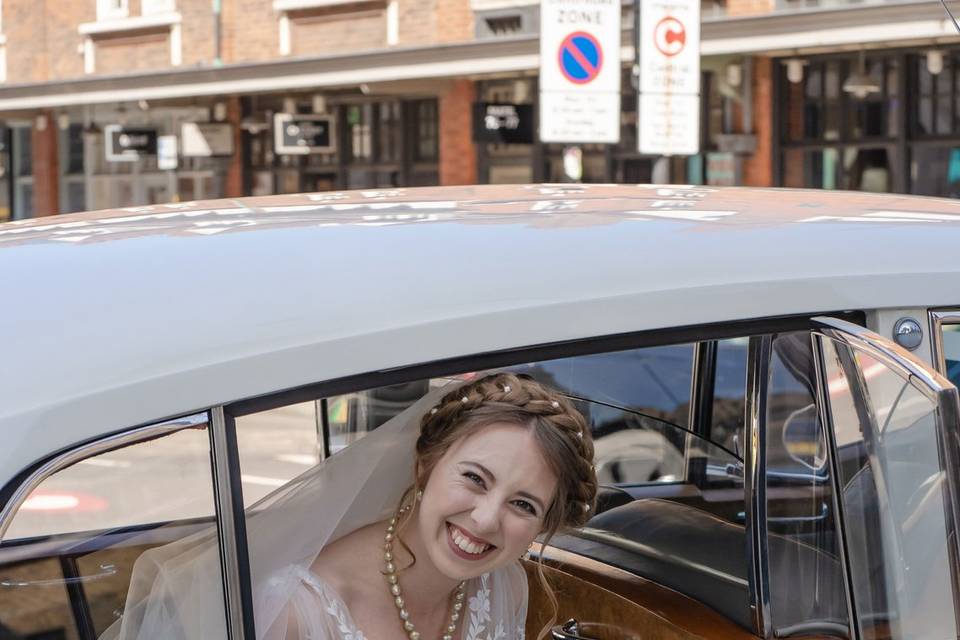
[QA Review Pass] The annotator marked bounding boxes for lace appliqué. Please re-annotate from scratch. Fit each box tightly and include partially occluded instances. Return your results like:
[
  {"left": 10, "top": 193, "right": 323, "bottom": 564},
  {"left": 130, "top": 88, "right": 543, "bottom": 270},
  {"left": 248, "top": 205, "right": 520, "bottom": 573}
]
[
  {"left": 297, "top": 567, "right": 367, "bottom": 640},
  {"left": 466, "top": 574, "right": 522, "bottom": 640},
  {"left": 323, "top": 597, "right": 365, "bottom": 640}
]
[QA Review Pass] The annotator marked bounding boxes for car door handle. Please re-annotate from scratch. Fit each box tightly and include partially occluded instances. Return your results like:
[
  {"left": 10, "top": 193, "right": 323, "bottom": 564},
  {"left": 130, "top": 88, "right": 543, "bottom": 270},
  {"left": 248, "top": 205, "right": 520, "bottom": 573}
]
[
  {"left": 552, "top": 619, "right": 640, "bottom": 640},
  {"left": 0, "top": 563, "right": 117, "bottom": 587}
]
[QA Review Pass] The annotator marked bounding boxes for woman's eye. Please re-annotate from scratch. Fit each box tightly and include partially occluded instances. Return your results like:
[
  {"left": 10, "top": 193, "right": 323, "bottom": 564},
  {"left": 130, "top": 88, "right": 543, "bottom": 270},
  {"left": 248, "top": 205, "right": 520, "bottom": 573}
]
[
  {"left": 513, "top": 500, "right": 536, "bottom": 516},
  {"left": 463, "top": 471, "right": 486, "bottom": 488}
]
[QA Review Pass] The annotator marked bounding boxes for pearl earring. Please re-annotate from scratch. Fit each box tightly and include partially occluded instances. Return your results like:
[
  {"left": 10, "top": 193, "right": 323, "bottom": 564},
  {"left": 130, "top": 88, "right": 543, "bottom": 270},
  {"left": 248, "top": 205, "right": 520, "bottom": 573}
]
[{"left": 416, "top": 489, "right": 423, "bottom": 501}]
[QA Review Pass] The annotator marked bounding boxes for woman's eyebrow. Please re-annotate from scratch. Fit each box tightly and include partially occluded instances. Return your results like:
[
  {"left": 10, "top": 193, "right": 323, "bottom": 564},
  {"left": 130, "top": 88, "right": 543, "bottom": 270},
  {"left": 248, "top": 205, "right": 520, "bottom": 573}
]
[
  {"left": 465, "top": 461, "right": 495, "bottom": 482},
  {"left": 464, "top": 461, "right": 546, "bottom": 512}
]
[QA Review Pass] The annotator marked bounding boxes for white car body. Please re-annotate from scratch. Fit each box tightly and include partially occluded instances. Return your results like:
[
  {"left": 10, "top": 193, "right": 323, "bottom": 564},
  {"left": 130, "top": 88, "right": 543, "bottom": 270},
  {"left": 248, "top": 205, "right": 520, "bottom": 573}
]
[{"left": 2, "top": 184, "right": 958, "bottom": 486}]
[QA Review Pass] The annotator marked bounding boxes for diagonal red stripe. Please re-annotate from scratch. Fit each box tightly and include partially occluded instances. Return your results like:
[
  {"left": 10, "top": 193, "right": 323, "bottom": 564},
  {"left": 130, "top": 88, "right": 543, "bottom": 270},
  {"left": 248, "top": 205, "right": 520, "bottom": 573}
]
[{"left": 565, "top": 40, "right": 597, "bottom": 78}]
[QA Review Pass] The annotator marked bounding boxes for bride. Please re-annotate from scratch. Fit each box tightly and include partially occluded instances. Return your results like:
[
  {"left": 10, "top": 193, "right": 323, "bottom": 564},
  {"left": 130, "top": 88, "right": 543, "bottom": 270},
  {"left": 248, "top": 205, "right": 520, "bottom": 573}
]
[{"left": 109, "top": 372, "right": 598, "bottom": 640}]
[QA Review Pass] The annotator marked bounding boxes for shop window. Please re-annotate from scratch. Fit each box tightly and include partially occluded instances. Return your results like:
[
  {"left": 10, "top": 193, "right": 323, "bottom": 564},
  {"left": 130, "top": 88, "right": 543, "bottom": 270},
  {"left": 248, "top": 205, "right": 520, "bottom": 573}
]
[
  {"left": 912, "top": 144, "right": 960, "bottom": 197},
  {"left": 413, "top": 100, "right": 438, "bottom": 162},
  {"left": 60, "top": 124, "right": 86, "bottom": 213},
  {"left": 347, "top": 104, "right": 373, "bottom": 161},
  {"left": 378, "top": 102, "right": 401, "bottom": 164},
  {"left": 12, "top": 125, "right": 32, "bottom": 220}
]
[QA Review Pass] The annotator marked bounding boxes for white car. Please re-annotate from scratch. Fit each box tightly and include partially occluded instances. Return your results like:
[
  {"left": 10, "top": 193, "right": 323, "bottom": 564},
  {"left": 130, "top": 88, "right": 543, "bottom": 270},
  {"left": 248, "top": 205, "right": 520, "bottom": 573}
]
[{"left": 1, "top": 184, "right": 959, "bottom": 640}]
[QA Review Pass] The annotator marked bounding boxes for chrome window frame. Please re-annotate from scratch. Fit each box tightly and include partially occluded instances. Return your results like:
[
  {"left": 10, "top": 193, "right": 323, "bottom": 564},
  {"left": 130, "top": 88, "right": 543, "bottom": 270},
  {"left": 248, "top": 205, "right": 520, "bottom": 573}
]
[
  {"left": 0, "top": 410, "right": 248, "bottom": 640},
  {"left": 930, "top": 309, "right": 960, "bottom": 376},
  {"left": 0, "top": 412, "right": 209, "bottom": 542},
  {"left": 745, "top": 334, "right": 772, "bottom": 638}
]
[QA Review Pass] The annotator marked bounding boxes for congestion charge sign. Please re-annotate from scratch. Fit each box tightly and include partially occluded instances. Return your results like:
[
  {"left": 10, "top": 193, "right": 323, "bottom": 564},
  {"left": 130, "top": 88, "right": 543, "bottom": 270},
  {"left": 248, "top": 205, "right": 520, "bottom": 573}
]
[{"left": 539, "top": 0, "right": 621, "bottom": 144}]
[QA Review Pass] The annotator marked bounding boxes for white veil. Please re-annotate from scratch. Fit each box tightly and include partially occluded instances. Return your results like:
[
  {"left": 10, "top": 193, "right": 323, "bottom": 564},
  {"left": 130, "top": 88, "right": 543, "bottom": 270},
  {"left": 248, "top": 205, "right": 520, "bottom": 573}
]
[{"left": 102, "top": 380, "right": 528, "bottom": 639}]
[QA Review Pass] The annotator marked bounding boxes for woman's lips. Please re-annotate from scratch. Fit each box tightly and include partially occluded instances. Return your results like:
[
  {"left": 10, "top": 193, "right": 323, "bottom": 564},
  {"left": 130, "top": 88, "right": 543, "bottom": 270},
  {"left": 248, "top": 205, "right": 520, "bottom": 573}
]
[{"left": 446, "top": 523, "right": 496, "bottom": 561}]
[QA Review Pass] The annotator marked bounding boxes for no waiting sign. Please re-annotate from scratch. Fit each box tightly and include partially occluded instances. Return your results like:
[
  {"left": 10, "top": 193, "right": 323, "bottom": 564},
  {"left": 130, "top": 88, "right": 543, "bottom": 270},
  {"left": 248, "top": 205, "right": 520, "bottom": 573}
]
[
  {"left": 539, "top": 0, "right": 620, "bottom": 144},
  {"left": 639, "top": 0, "right": 701, "bottom": 155}
]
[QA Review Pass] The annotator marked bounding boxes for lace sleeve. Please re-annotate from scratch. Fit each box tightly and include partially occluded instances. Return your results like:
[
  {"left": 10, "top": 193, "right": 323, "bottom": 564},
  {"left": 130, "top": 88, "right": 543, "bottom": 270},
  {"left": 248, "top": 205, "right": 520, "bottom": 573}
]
[
  {"left": 463, "top": 562, "right": 528, "bottom": 640},
  {"left": 258, "top": 566, "right": 366, "bottom": 640}
]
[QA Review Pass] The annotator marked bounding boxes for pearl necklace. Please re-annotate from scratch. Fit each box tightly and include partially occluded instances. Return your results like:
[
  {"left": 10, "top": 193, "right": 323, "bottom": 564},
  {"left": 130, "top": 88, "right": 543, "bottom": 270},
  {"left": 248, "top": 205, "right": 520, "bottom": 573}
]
[{"left": 384, "top": 505, "right": 466, "bottom": 640}]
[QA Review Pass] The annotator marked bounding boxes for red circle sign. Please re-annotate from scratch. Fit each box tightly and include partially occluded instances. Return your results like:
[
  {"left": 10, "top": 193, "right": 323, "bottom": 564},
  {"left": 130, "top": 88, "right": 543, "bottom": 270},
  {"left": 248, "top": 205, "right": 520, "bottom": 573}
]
[
  {"left": 558, "top": 31, "right": 603, "bottom": 85},
  {"left": 654, "top": 16, "right": 686, "bottom": 57}
]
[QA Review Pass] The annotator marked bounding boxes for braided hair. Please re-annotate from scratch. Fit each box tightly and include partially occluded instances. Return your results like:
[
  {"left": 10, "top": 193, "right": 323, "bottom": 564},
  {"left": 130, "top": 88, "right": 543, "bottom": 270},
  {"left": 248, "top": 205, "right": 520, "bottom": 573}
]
[{"left": 410, "top": 372, "right": 598, "bottom": 640}]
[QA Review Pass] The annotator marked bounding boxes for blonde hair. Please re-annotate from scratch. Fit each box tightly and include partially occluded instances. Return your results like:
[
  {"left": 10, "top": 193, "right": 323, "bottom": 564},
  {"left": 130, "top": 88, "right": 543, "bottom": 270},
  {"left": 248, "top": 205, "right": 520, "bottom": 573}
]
[{"left": 402, "top": 372, "right": 597, "bottom": 640}]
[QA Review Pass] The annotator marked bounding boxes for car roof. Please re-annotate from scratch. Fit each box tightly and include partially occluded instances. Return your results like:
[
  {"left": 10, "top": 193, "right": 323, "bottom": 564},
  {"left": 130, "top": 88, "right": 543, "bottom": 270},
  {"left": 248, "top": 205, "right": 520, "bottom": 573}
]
[{"left": 2, "top": 183, "right": 960, "bottom": 484}]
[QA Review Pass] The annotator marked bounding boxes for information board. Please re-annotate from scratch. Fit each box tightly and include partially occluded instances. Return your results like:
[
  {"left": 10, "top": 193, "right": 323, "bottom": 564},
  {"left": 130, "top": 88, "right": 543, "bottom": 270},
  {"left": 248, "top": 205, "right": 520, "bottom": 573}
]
[
  {"left": 472, "top": 103, "right": 534, "bottom": 144},
  {"left": 539, "top": 0, "right": 621, "bottom": 144},
  {"left": 638, "top": 0, "right": 701, "bottom": 155},
  {"left": 274, "top": 113, "right": 336, "bottom": 155},
  {"left": 105, "top": 125, "right": 158, "bottom": 162}
]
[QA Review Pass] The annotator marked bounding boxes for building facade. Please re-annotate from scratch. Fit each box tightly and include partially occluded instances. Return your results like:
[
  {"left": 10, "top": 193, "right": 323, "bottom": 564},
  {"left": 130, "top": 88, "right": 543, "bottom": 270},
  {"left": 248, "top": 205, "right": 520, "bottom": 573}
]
[{"left": 0, "top": 0, "right": 957, "bottom": 220}]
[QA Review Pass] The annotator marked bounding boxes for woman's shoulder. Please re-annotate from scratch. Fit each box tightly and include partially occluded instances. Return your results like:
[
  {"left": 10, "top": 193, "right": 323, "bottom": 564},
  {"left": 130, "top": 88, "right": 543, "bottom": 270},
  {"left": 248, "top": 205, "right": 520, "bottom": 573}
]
[{"left": 309, "top": 520, "right": 384, "bottom": 602}]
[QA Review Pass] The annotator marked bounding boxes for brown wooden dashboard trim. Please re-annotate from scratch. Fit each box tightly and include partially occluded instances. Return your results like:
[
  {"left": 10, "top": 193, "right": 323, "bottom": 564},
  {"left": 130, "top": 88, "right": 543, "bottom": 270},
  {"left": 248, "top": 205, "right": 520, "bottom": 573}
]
[{"left": 529, "top": 543, "right": 759, "bottom": 640}]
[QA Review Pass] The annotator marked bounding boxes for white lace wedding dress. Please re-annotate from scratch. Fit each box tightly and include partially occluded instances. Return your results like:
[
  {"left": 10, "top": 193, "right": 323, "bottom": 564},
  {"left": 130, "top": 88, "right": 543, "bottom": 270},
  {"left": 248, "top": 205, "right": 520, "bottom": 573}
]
[{"left": 266, "top": 563, "right": 528, "bottom": 640}]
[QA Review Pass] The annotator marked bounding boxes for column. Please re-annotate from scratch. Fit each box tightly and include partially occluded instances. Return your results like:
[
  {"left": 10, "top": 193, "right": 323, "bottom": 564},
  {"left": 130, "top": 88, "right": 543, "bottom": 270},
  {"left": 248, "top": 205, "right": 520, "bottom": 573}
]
[
  {"left": 439, "top": 79, "right": 477, "bottom": 186},
  {"left": 32, "top": 110, "right": 59, "bottom": 216}
]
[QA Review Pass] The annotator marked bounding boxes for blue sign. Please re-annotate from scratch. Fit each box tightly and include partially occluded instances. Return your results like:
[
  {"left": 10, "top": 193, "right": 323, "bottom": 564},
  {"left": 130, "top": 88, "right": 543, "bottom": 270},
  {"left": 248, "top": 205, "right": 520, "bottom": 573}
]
[{"left": 558, "top": 31, "right": 603, "bottom": 85}]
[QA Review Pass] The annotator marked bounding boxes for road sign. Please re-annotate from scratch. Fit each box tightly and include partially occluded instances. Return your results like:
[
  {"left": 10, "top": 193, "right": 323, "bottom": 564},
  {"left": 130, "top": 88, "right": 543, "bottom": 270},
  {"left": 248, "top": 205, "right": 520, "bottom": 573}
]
[
  {"left": 638, "top": 0, "right": 700, "bottom": 155},
  {"left": 539, "top": 0, "right": 620, "bottom": 144},
  {"left": 273, "top": 113, "right": 335, "bottom": 155},
  {"left": 559, "top": 32, "right": 602, "bottom": 84}
]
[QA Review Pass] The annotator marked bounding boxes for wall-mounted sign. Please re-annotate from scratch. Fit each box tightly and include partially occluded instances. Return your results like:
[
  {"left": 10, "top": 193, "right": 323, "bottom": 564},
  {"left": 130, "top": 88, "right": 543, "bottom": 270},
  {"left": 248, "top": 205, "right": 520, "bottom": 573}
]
[
  {"left": 472, "top": 103, "right": 534, "bottom": 144},
  {"left": 539, "top": 0, "right": 621, "bottom": 144},
  {"left": 182, "top": 122, "right": 234, "bottom": 157},
  {"left": 274, "top": 113, "right": 335, "bottom": 155},
  {"left": 105, "top": 124, "right": 158, "bottom": 162},
  {"left": 638, "top": 0, "right": 701, "bottom": 155},
  {"left": 157, "top": 135, "right": 178, "bottom": 170}
]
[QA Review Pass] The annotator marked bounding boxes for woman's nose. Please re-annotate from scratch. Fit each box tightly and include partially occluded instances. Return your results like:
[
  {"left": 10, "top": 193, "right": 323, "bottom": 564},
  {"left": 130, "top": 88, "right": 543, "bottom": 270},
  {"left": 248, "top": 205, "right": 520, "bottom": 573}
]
[{"left": 469, "top": 496, "right": 500, "bottom": 534}]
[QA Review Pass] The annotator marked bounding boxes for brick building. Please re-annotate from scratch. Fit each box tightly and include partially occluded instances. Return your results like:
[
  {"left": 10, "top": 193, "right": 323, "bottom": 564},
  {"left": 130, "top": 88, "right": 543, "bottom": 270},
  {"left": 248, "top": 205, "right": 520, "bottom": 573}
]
[{"left": 0, "top": 0, "right": 957, "bottom": 219}]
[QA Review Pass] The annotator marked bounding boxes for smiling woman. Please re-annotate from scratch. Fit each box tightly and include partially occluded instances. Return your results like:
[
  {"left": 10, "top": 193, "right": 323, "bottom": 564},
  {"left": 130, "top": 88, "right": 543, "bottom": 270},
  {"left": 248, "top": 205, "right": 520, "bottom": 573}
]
[{"left": 106, "top": 373, "right": 597, "bottom": 640}]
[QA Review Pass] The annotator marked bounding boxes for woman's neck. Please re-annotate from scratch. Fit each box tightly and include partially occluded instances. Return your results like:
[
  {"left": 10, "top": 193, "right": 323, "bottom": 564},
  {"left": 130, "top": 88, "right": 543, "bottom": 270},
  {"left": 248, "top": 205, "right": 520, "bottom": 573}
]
[{"left": 391, "top": 507, "right": 462, "bottom": 616}]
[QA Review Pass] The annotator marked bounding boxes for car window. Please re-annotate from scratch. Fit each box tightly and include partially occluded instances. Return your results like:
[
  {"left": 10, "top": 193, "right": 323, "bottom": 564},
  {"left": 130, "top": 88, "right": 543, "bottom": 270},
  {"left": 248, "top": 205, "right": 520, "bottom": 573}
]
[
  {"left": 710, "top": 337, "right": 748, "bottom": 455},
  {"left": 0, "top": 418, "right": 226, "bottom": 639},
  {"left": 507, "top": 344, "right": 696, "bottom": 486},
  {"left": 820, "top": 336, "right": 958, "bottom": 640},
  {"left": 235, "top": 381, "right": 441, "bottom": 509},
  {"left": 236, "top": 400, "right": 321, "bottom": 507},
  {"left": 940, "top": 323, "right": 960, "bottom": 388},
  {"left": 765, "top": 332, "right": 848, "bottom": 637},
  {"left": 235, "top": 342, "right": 746, "bottom": 631}
]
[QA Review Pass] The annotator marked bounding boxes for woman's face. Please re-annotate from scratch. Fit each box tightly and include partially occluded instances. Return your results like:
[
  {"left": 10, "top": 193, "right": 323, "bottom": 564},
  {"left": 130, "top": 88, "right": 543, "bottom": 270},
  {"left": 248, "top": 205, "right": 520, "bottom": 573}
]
[{"left": 415, "top": 422, "right": 559, "bottom": 581}]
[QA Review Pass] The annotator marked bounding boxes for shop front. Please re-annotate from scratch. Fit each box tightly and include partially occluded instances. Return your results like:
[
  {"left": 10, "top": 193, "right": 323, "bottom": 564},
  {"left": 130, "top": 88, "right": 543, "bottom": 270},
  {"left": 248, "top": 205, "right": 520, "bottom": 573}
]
[{"left": 775, "top": 48, "right": 960, "bottom": 197}]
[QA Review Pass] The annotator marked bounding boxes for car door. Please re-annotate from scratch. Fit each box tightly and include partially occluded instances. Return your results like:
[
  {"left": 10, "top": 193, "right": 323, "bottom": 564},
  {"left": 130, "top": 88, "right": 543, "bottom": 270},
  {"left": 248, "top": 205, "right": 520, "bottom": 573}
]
[{"left": 795, "top": 317, "right": 960, "bottom": 640}]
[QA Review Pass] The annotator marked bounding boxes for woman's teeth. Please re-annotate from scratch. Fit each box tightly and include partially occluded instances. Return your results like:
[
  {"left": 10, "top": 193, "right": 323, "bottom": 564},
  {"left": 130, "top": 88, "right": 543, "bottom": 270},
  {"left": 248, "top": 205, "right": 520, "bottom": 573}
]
[{"left": 451, "top": 527, "right": 489, "bottom": 555}]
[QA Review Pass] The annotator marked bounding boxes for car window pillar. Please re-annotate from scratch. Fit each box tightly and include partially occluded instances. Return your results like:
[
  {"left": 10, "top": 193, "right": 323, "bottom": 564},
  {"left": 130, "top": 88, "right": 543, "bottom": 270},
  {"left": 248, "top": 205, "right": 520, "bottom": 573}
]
[
  {"left": 210, "top": 406, "right": 256, "bottom": 640},
  {"left": 745, "top": 334, "right": 772, "bottom": 638}
]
